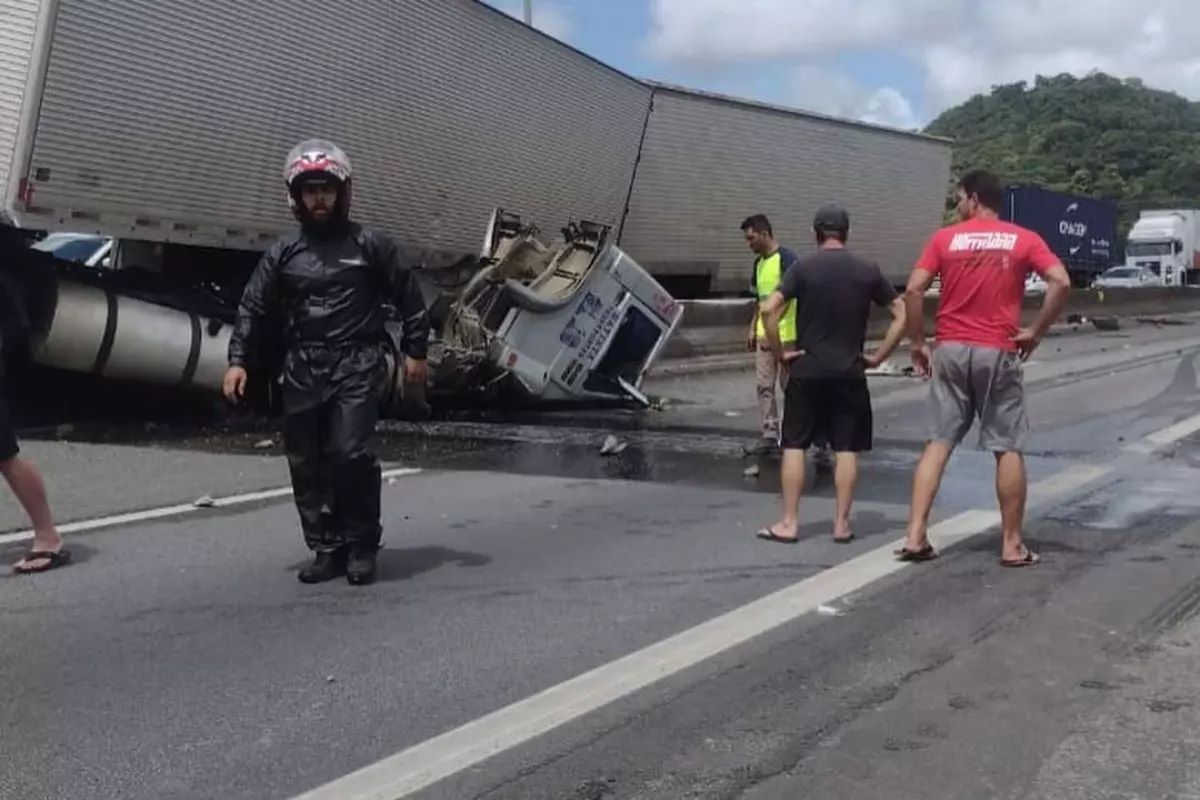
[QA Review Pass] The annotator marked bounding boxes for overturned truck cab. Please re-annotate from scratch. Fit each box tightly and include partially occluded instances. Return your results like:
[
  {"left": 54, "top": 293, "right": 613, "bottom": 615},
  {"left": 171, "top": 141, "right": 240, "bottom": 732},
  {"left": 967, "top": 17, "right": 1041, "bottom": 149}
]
[
  {"left": 426, "top": 210, "right": 684, "bottom": 408},
  {"left": 11, "top": 209, "right": 683, "bottom": 417}
]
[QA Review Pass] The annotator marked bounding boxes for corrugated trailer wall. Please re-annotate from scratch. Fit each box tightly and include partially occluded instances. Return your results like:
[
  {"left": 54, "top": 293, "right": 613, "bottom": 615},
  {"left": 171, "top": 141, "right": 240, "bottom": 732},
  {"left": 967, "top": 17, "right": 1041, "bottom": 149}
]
[
  {"left": 0, "top": 0, "right": 42, "bottom": 208},
  {"left": 620, "top": 84, "right": 953, "bottom": 292},
  {"left": 18, "top": 0, "right": 652, "bottom": 251}
]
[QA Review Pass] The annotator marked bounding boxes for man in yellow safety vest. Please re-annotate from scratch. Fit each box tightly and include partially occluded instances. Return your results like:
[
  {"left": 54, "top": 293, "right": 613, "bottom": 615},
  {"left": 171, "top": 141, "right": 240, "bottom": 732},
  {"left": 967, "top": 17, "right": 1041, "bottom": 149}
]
[{"left": 741, "top": 214, "right": 800, "bottom": 454}]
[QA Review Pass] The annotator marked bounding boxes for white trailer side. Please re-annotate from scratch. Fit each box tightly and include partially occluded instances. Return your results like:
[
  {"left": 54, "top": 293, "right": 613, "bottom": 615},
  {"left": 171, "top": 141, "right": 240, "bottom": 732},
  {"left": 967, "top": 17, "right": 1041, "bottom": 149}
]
[
  {"left": 0, "top": 0, "right": 46, "bottom": 214},
  {"left": 4, "top": 0, "right": 653, "bottom": 252},
  {"left": 3, "top": 1, "right": 952, "bottom": 294},
  {"left": 619, "top": 83, "right": 953, "bottom": 292}
]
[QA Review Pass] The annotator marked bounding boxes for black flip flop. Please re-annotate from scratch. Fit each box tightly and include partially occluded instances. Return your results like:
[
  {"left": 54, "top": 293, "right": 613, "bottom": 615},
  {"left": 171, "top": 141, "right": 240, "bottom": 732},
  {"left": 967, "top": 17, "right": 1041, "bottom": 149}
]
[
  {"left": 833, "top": 534, "right": 855, "bottom": 544},
  {"left": 13, "top": 548, "right": 72, "bottom": 575},
  {"left": 895, "top": 544, "right": 938, "bottom": 562},
  {"left": 1001, "top": 549, "right": 1040, "bottom": 568},
  {"left": 756, "top": 528, "right": 799, "bottom": 545}
]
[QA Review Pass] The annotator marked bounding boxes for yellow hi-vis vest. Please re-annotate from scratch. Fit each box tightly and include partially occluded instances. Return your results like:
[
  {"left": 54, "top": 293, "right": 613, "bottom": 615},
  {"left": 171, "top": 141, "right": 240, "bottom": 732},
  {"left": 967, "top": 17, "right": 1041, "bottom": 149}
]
[{"left": 755, "top": 251, "right": 796, "bottom": 341}]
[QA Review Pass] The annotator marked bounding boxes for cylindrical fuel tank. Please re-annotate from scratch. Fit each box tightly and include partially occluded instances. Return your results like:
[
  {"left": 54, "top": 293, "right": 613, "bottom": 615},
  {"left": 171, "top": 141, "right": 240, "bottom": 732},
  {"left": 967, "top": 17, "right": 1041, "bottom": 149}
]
[{"left": 30, "top": 280, "right": 231, "bottom": 393}]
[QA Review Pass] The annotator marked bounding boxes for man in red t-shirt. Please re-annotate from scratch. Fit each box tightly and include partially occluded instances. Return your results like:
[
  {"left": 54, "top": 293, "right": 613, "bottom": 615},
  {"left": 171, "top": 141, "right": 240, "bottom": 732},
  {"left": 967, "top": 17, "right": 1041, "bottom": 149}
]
[{"left": 898, "top": 169, "right": 1071, "bottom": 567}]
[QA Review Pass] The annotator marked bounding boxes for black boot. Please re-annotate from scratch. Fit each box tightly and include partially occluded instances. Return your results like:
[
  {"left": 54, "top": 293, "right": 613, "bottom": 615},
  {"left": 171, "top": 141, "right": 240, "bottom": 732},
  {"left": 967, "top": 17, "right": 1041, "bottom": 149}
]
[
  {"left": 298, "top": 548, "right": 347, "bottom": 584},
  {"left": 346, "top": 545, "right": 378, "bottom": 586}
]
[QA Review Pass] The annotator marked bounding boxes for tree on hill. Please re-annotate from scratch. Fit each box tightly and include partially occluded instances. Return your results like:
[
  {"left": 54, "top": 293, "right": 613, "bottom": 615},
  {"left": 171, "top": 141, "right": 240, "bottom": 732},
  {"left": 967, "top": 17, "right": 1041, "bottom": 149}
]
[{"left": 923, "top": 71, "right": 1200, "bottom": 234}]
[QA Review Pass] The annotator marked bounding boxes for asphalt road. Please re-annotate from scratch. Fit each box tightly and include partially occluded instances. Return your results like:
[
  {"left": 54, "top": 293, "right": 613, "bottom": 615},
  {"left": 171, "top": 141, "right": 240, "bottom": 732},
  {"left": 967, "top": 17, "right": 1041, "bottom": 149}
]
[{"left": 3, "top": 318, "right": 1200, "bottom": 800}]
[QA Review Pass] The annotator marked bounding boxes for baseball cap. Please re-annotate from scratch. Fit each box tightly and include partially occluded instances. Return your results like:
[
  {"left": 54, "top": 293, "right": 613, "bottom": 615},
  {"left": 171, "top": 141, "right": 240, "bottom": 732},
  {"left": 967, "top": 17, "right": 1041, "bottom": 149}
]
[{"left": 813, "top": 204, "right": 850, "bottom": 232}]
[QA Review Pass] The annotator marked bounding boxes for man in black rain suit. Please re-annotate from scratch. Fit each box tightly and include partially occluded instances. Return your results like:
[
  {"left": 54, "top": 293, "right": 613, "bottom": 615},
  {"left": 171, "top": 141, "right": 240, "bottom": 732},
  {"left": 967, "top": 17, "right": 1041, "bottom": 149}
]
[{"left": 224, "top": 139, "right": 433, "bottom": 586}]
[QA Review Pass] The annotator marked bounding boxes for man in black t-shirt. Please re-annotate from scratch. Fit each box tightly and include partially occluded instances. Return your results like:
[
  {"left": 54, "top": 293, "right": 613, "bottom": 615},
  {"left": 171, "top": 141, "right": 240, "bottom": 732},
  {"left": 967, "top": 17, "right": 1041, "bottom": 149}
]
[{"left": 757, "top": 205, "right": 907, "bottom": 544}]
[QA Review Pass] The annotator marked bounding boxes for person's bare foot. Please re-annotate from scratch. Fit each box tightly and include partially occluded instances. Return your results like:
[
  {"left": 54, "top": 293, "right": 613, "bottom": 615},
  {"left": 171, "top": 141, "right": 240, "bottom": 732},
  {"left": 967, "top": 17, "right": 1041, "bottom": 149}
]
[{"left": 833, "top": 517, "right": 853, "bottom": 542}]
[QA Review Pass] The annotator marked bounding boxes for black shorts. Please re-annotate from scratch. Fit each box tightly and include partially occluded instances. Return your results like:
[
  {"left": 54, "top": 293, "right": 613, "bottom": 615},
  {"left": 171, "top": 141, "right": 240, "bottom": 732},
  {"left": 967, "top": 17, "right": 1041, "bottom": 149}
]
[{"left": 781, "top": 375, "right": 873, "bottom": 452}]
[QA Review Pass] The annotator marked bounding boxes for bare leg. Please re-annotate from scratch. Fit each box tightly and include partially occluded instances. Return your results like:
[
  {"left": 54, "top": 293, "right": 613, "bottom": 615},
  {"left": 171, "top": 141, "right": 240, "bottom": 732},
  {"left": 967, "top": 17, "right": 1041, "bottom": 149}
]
[
  {"left": 904, "top": 441, "right": 953, "bottom": 551},
  {"left": 833, "top": 451, "right": 858, "bottom": 540},
  {"left": 764, "top": 447, "right": 806, "bottom": 540},
  {"left": 2, "top": 457, "right": 64, "bottom": 570},
  {"left": 995, "top": 451, "right": 1031, "bottom": 562}
]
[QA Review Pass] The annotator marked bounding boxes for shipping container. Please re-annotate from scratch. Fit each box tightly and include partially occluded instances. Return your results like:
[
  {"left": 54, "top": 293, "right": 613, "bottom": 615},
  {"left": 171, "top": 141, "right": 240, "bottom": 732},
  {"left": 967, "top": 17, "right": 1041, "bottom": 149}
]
[{"left": 1001, "top": 184, "right": 1118, "bottom": 285}]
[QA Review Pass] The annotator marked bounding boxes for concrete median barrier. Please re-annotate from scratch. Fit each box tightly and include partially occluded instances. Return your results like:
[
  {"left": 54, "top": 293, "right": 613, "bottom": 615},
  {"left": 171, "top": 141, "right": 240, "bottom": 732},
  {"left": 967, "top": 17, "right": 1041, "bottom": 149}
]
[{"left": 661, "top": 287, "right": 1200, "bottom": 363}]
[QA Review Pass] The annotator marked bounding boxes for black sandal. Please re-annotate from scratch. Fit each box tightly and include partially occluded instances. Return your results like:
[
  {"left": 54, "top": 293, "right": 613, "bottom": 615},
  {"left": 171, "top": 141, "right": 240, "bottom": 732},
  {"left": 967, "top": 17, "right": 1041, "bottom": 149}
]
[
  {"left": 756, "top": 528, "right": 799, "bottom": 545},
  {"left": 895, "top": 544, "right": 938, "bottom": 562},
  {"left": 1001, "top": 548, "right": 1040, "bottom": 568},
  {"left": 14, "top": 548, "right": 72, "bottom": 574}
]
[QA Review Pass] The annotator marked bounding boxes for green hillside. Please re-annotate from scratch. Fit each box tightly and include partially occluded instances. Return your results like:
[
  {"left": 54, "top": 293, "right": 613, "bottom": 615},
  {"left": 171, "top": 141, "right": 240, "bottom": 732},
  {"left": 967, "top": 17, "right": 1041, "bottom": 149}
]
[{"left": 923, "top": 72, "right": 1200, "bottom": 233}]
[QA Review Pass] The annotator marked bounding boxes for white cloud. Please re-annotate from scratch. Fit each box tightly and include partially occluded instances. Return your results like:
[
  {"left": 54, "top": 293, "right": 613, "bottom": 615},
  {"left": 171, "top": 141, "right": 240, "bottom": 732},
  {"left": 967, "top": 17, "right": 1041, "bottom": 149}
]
[
  {"left": 919, "top": 1, "right": 1200, "bottom": 110},
  {"left": 647, "top": 0, "right": 1200, "bottom": 123},
  {"left": 486, "top": 0, "right": 572, "bottom": 42},
  {"left": 789, "top": 67, "right": 917, "bottom": 130}
]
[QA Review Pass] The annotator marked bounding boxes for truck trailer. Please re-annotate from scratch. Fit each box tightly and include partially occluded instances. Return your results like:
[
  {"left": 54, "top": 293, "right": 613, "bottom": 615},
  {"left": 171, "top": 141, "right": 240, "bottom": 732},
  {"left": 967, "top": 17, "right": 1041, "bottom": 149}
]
[
  {"left": 1000, "top": 184, "right": 1118, "bottom": 287},
  {"left": 0, "top": 0, "right": 952, "bottom": 406}
]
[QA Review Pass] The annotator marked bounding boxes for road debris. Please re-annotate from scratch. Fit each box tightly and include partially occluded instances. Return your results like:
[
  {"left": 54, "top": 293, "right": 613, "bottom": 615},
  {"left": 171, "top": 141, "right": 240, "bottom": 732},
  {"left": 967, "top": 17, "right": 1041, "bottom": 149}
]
[{"left": 600, "top": 435, "right": 628, "bottom": 456}]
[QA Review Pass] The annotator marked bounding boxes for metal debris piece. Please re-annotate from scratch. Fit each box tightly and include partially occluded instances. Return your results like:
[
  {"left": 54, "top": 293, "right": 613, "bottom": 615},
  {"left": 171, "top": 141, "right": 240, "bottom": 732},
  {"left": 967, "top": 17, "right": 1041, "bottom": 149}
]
[
  {"left": 193, "top": 495, "right": 215, "bottom": 508},
  {"left": 599, "top": 435, "right": 627, "bottom": 456}
]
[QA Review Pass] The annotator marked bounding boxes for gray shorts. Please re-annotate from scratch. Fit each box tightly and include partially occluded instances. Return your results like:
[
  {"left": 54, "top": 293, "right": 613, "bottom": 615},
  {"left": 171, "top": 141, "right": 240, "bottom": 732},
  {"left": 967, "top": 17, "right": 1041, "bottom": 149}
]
[{"left": 928, "top": 342, "right": 1029, "bottom": 452}]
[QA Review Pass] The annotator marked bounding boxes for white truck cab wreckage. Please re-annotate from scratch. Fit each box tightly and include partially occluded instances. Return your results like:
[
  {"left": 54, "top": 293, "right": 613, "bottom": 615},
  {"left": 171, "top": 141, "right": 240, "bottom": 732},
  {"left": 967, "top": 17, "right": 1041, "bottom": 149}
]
[{"left": 431, "top": 210, "right": 684, "bottom": 408}]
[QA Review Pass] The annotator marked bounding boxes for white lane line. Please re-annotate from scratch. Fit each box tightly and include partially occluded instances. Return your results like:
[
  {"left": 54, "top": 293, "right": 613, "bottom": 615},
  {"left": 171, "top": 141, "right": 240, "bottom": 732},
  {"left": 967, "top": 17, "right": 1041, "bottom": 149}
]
[
  {"left": 290, "top": 507, "right": 992, "bottom": 800},
  {"left": 296, "top": 413, "right": 1200, "bottom": 800},
  {"left": 1123, "top": 411, "right": 1200, "bottom": 454},
  {"left": 0, "top": 467, "right": 423, "bottom": 546}
]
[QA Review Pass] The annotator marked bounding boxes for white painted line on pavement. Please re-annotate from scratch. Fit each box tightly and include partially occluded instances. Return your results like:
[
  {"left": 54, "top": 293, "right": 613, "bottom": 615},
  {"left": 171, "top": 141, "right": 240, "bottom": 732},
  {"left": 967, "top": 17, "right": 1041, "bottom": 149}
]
[
  {"left": 289, "top": 449, "right": 1132, "bottom": 799},
  {"left": 1028, "top": 463, "right": 1113, "bottom": 503},
  {"left": 1123, "top": 410, "right": 1200, "bottom": 454},
  {"left": 294, "top": 413, "right": 1200, "bottom": 800},
  {"left": 0, "top": 467, "right": 423, "bottom": 546},
  {"left": 290, "top": 506, "right": 992, "bottom": 800}
]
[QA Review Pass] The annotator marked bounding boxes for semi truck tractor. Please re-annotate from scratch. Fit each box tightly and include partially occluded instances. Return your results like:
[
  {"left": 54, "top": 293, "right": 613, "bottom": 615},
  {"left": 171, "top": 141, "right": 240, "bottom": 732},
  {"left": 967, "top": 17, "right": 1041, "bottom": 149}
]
[{"left": 1124, "top": 209, "right": 1200, "bottom": 287}]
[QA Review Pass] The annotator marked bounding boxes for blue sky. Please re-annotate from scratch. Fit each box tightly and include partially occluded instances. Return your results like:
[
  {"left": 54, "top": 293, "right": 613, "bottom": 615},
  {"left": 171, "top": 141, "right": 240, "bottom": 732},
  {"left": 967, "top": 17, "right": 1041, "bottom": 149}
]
[
  {"left": 482, "top": 0, "right": 1200, "bottom": 132},
  {"left": 482, "top": 0, "right": 930, "bottom": 129}
]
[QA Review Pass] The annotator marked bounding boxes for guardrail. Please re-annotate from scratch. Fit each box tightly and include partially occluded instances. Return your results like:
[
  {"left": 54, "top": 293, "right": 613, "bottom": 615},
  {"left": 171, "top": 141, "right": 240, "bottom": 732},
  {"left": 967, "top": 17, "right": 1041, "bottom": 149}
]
[{"left": 661, "top": 287, "right": 1200, "bottom": 362}]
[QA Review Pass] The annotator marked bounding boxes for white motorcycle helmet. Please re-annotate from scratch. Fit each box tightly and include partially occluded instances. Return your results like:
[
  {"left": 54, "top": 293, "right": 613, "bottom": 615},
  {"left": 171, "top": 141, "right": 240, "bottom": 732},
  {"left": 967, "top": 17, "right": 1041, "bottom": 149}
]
[{"left": 283, "top": 138, "right": 353, "bottom": 222}]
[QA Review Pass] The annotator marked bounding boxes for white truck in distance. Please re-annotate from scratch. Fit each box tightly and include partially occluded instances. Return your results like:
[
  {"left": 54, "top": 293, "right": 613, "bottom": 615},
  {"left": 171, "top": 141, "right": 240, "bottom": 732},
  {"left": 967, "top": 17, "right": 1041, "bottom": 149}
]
[{"left": 1124, "top": 209, "right": 1200, "bottom": 287}]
